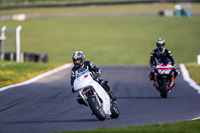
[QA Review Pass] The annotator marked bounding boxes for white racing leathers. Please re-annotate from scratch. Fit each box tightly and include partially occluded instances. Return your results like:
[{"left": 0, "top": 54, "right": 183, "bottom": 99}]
[{"left": 74, "top": 71, "right": 111, "bottom": 115}]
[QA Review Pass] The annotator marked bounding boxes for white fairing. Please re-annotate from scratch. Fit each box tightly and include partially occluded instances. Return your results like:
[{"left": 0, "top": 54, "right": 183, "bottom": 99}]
[
  {"left": 74, "top": 71, "right": 93, "bottom": 90},
  {"left": 74, "top": 71, "right": 111, "bottom": 115}
]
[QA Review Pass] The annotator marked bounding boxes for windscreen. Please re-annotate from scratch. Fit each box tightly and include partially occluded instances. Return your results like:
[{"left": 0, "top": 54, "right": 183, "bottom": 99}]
[
  {"left": 157, "top": 58, "right": 172, "bottom": 66},
  {"left": 75, "top": 68, "right": 88, "bottom": 78}
]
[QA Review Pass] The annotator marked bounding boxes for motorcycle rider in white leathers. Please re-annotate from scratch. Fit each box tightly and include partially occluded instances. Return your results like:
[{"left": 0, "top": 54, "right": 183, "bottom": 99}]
[{"left": 70, "top": 51, "right": 116, "bottom": 105}]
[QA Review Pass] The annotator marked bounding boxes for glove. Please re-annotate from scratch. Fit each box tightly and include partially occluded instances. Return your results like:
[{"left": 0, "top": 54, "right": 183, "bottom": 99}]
[
  {"left": 151, "top": 66, "right": 155, "bottom": 73},
  {"left": 93, "top": 73, "right": 100, "bottom": 79},
  {"left": 173, "top": 64, "right": 177, "bottom": 69},
  {"left": 71, "top": 87, "right": 75, "bottom": 93}
]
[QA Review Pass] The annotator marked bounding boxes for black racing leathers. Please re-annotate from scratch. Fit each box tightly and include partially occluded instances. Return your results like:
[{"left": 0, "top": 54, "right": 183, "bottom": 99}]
[
  {"left": 149, "top": 48, "right": 178, "bottom": 80},
  {"left": 150, "top": 48, "right": 175, "bottom": 67}
]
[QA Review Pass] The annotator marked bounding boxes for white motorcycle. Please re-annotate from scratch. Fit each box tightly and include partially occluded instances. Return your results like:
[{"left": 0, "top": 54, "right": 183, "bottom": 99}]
[{"left": 73, "top": 68, "right": 119, "bottom": 121}]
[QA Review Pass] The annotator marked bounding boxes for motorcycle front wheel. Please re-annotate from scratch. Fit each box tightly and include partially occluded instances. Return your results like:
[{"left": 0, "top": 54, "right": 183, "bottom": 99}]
[
  {"left": 160, "top": 78, "right": 168, "bottom": 98},
  {"left": 88, "top": 97, "right": 106, "bottom": 121}
]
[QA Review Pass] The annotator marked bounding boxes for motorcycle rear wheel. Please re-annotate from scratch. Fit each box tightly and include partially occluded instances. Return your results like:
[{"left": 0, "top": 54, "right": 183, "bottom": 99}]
[
  {"left": 88, "top": 97, "right": 106, "bottom": 121},
  {"left": 110, "top": 102, "right": 119, "bottom": 118}
]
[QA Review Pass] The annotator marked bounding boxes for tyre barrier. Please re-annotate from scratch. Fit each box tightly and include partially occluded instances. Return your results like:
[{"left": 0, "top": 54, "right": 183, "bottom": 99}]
[{"left": 4, "top": 52, "right": 48, "bottom": 63}]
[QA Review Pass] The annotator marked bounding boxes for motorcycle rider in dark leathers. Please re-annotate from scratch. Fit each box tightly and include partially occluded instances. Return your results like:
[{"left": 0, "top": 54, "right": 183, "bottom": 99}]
[
  {"left": 148, "top": 38, "right": 179, "bottom": 80},
  {"left": 70, "top": 51, "right": 116, "bottom": 105}
]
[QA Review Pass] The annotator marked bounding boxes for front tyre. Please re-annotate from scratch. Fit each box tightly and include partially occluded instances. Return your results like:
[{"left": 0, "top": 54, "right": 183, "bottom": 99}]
[
  {"left": 160, "top": 78, "right": 168, "bottom": 98},
  {"left": 87, "top": 97, "right": 106, "bottom": 121},
  {"left": 110, "top": 102, "right": 119, "bottom": 119}
]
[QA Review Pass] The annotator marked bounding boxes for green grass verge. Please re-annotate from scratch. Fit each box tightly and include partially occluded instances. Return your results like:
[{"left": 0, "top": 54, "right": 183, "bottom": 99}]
[
  {"left": 0, "top": 4, "right": 199, "bottom": 85},
  {"left": 185, "top": 63, "right": 200, "bottom": 85},
  {"left": 0, "top": 0, "right": 169, "bottom": 7},
  {"left": 0, "top": 61, "right": 62, "bottom": 88},
  {"left": 56, "top": 119, "right": 200, "bottom": 133},
  {"left": 0, "top": 4, "right": 200, "bottom": 65},
  {"left": 1, "top": 3, "right": 200, "bottom": 15},
  {"left": 1, "top": 0, "right": 200, "bottom": 9},
  {"left": 1, "top": 16, "right": 200, "bottom": 65}
]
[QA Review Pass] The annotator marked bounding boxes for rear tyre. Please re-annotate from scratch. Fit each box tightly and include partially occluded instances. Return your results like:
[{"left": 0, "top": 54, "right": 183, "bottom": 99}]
[
  {"left": 110, "top": 102, "right": 119, "bottom": 119},
  {"left": 88, "top": 97, "right": 106, "bottom": 121},
  {"left": 161, "top": 78, "right": 168, "bottom": 98}
]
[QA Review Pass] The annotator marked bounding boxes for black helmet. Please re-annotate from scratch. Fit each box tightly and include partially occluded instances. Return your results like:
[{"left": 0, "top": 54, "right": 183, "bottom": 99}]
[
  {"left": 72, "top": 51, "right": 85, "bottom": 67},
  {"left": 156, "top": 38, "right": 166, "bottom": 52}
]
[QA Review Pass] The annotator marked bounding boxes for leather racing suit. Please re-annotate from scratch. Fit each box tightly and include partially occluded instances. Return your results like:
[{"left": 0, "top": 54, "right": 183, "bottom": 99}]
[
  {"left": 149, "top": 48, "right": 178, "bottom": 80},
  {"left": 70, "top": 61, "right": 116, "bottom": 102}
]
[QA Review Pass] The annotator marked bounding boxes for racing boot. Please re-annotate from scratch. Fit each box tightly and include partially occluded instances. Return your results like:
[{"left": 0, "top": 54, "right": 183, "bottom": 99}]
[
  {"left": 77, "top": 95, "right": 88, "bottom": 106},
  {"left": 148, "top": 72, "right": 154, "bottom": 80},
  {"left": 101, "top": 81, "right": 117, "bottom": 101}
]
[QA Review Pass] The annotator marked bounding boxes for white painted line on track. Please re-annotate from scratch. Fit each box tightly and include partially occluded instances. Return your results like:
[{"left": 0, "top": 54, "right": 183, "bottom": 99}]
[
  {"left": 0, "top": 63, "right": 73, "bottom": 92},
  {"left": 180, "top": 64, "right": 200, "bottom": 94},
  {"left": 191, "top": 116, "right": 200, "bottom": 120},
  {"left": 180, "top": 63, "right": 200, "bottom": 121}
]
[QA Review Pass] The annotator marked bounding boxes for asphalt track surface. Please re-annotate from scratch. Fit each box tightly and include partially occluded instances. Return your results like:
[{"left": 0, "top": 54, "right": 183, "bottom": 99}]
[{"left": 0, "top": 66, "right": 200, "bottom": 133}]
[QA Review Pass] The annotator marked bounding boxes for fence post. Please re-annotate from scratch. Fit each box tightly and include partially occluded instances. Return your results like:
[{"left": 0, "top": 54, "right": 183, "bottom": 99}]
[
  {"left": 198, "top": 55, "right": 200, "bottom": 65},
  {"left": 1, "top": 26, "right": 7, "bottom": 61},
  {"left": 16, "top": 25, "right": 22, "bottom": 63}
]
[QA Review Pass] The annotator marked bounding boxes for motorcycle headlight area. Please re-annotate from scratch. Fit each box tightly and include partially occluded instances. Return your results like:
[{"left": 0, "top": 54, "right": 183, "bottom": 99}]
[
  {"left": 82, "top": 86, "right": 93, "bottom": 94},
  {"left": 158, "top": 69, "right": 171, "bottom": 74}
]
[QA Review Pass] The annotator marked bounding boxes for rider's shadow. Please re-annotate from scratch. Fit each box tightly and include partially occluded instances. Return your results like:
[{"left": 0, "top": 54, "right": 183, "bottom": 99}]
[
  {"left": 2, "top": 118, "right": 99, "bottom": 124},
  {"left": 116, "top": 96, "right": 170, "bottom": 99}
]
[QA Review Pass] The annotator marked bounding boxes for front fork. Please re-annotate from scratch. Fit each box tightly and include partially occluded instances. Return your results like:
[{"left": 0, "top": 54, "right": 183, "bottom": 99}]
[
  {"left": 169, "top": 72, "right": 174, "bottom": 90},
  {"left": 79, "top": 89, "right": 102, "bottom": 107},
  {"left": 154, "top": 73, "right": 160, "bottom": 90},
  {"left": 93, "top": 91, "right": 103, "bottom": 108},
  {"left": 154, "top": 72, "right": 174, "bottom": 91}
]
